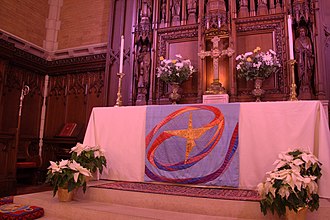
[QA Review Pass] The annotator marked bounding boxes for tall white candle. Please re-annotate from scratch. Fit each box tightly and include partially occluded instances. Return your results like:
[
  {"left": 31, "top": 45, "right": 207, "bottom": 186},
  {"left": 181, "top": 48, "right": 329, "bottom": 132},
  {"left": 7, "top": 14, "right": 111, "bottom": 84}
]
[
  {"left": 119, "top": 35, "right": 124, "bottom": 73},
  {"left": 287, "top": 15, "right": 294, "bottom": 60}
]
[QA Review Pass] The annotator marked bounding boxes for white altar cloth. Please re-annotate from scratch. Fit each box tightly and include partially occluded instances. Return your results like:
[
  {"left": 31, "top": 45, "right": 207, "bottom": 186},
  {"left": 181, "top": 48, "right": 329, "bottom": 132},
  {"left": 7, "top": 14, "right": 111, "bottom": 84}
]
[{"left": 83, "top": 101, "right": 330, "bottom": 198}]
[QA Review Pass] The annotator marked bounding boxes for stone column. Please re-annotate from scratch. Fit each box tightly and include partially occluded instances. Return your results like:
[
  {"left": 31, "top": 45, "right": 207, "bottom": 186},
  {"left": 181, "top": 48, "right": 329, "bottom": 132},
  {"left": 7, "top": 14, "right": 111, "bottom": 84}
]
[{"left": 43, "top": 0, "right": 63, "bottom": 56}]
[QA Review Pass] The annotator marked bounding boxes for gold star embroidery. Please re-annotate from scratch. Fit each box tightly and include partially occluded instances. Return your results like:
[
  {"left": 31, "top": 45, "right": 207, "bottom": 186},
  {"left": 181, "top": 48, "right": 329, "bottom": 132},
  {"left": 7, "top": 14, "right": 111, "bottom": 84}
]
[{"left": 164, "top": 113, "right": 212, "bottom": 163}]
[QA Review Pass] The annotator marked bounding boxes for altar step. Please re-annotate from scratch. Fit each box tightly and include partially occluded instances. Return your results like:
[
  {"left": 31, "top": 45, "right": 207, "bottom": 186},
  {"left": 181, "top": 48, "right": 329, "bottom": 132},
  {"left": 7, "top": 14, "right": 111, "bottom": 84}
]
[{"left": 13, "top": 181, "right": 330, "bottom": 220}]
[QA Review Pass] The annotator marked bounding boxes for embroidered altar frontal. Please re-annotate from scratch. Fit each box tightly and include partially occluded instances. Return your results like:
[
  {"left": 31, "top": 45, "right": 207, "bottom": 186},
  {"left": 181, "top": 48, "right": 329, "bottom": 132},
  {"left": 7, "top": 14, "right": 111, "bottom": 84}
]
[{"left": 145, "top": 104, "right": 239, "bottom": 187}]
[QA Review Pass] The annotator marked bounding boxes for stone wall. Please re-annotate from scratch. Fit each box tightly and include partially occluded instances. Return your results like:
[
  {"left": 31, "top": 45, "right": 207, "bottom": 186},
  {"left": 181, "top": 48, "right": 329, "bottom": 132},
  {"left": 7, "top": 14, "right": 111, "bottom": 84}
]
[
  {"left": 0, "top": 0, "right": 48, "bottom": 47},
  {"left": 57, "top": 0, "right": 110, "bottom": 49}
]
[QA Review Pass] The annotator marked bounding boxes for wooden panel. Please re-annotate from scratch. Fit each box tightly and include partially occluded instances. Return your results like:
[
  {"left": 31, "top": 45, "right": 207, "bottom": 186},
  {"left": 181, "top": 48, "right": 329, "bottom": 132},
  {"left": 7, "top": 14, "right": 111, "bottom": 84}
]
[
  {"left": 1, "top": 89, "right": 19, "bottom": 130},
  {"left": 235, "top": 14, "right": 286, "bottom": 101},
  {"left": 0, "top": 132, "right": 16, "bottom": 197},
  {"left": 167, "top": 40, "right": 199, "bottom": 95},
  {"left": 156, "top": 25, "right": 199, "bottom": 104},
  {"left": 236, "top": 32, "right": 275, "bottom": 55},
  {"left": 236, "top": 31, "right": 276, "bottom": 93},
  {"left": 45, "top": 94, "right": 66, "bottom": 137}
]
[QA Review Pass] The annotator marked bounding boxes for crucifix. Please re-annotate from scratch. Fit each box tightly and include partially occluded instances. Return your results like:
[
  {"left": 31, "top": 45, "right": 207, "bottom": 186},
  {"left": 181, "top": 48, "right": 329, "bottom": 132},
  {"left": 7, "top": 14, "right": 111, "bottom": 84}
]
[{"left": 198, "top": 36, "right": 234, "bottom": 94}]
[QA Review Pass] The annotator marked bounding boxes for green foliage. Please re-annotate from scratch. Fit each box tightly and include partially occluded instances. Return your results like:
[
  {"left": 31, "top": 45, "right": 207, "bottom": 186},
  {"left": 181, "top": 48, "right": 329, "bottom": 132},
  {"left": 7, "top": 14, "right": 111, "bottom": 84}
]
[
  {"left": 258, "top": 149, "right": 322, "bottom": 217},
  {"left": 71, "top": 150, "right": 107, "bottom": 174},
  {"left": 45, "top": 160, "right": 90, "bottom": 197}
]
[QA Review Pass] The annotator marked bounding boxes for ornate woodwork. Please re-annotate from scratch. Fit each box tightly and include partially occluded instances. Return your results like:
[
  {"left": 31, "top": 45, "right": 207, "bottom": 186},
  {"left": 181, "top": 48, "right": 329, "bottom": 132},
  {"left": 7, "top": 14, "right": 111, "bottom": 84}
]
[
  {"left": 234, "top": 14, "right": 287, "bottom": 101},
  {"left": 0, "top": 131, "right": 16, "bottom": 197},
  {"left": 130, "top": 0, "right": 326, "bottom": 104},
  {"left": 0, "top": 0, "right": 328, "bottom": 194}
]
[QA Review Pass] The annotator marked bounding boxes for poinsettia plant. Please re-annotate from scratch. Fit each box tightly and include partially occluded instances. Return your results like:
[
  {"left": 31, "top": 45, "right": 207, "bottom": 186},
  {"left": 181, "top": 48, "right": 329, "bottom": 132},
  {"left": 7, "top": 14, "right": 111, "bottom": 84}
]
[
  {"left": 46, "top": 159, "right": 92, "bottom": 196},
  {"left": 70, "top": 142, "right": 107, "bottom": 174},
  {"left": 257, "top": 149, "right": 322, "bottom": 217}
]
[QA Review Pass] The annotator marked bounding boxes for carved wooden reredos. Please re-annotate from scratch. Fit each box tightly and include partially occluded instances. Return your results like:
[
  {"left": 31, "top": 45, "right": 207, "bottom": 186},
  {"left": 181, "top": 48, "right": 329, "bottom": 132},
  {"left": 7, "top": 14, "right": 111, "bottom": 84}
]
[
  {"left": 0, "top": 0, "right": 328, "bottom": 183},
  {"left": 132, "top": 0, "right": 324, "bottom": 104}
]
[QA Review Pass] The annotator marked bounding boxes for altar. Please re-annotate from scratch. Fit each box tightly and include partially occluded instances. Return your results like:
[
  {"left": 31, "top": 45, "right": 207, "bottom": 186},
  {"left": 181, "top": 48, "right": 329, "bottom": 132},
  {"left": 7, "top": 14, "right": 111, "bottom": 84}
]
[{"left": 83, "top": 101, "right": 330, "bottom": 198}]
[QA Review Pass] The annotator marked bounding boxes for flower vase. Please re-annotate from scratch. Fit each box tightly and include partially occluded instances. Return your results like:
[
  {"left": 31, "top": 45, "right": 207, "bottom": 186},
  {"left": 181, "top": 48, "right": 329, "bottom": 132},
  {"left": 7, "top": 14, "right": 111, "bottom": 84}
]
[
  {"left": 252, "top": 77, "right": 265, "bottom": 102},
  {"left": 285, "top": 207, "right": 307, "bottom": 220},
  {"left": 58, "top": 187, "right": 74, "bottom": 202},
  {"left": 169, "top": 82, "right": 181, "bottom": 104}
]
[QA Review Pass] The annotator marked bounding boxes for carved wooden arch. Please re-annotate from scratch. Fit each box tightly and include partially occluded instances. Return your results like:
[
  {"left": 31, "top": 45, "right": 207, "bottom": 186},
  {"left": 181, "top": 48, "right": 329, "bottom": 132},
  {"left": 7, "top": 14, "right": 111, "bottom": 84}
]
[
  {"left": 154, "top": 24, "right": 199, "bottom": 104},
  {"left": 235, "top": 14, "right": 287, "bottom": 100}
]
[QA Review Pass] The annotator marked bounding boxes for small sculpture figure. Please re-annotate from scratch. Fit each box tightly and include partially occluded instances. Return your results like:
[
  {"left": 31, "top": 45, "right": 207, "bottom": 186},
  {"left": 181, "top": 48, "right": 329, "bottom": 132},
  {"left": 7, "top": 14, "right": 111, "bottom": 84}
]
[
  {"left": 295, "top": 27, "right": 314, "bottom": 89},
  {"left": 241, "top": 0, "right": 248, "bottom": 7},
  {"left": 140, "top": 0, "right": 151, "bottom": 22},
  {"left": 137, "top": 44, "right": 151, "bottom": 88},
  {"left": 161, "top": 1, "right": 166, "bottom": 22},
  {"left": 187, "top": 0, "right": 197, "bottom": 10},
  {"left": 172, "top": 0, "right": 181, "bottom": 16}
]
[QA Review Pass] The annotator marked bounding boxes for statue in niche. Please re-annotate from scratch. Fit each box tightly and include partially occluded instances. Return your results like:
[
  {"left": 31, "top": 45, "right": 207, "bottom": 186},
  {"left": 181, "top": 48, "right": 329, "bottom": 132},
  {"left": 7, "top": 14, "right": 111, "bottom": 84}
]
[
  {"left": 295, "top": 27, "right": 314, "bottom": 92},
  {"left": 136, "top": 41, "right": 151, "bottom": 89},
  {"left": 161, "top": 0, "right": 166, "bottom": 22},
  {"left": 240, "top": 0, "right": 248, "bottom": 7},
  {"left": 172, "top": 0, "right": 181, "bottom": 17},
  {"left": 187, "top": 0, "right": 197, "bottom": 24},
  {"left": 140, "top": 0, "right": 152, "bottom": 23},
  {"left": 187, "top": 0, "right": 197, "bottom": 10}
]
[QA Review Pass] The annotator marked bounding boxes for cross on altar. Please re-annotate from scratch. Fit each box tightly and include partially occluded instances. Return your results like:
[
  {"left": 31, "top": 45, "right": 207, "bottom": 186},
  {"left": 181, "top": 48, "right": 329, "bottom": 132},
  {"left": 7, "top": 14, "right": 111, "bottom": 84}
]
[{"left": 198, "top": 36, "right": 234, "bottom": 94}]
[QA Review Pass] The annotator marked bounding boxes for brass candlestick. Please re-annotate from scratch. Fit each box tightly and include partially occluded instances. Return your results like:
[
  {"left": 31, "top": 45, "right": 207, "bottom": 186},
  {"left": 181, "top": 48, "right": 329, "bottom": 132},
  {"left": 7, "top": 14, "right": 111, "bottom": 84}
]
[
  {"left": 115, "top": 72, "right": 125, "bottom": 107},
  {"left": 288, "top": 59, "right": 298, "bottom": 101}
]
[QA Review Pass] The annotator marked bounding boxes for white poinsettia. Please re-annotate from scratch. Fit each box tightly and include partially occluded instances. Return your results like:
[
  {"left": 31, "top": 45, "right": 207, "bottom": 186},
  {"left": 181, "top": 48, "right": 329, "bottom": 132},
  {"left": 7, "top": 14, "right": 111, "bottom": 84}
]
[
  {"left": 48, "top": 159, "right": 69, "bottom": 173},
  {"left": 70, "top": 142, "right": 107, "bottom": 174},
  {"left": 46, "top": 158, "right": 92, "bottom": 196},
  {"left": 258, "top": 148, "right": 322, "bottom": 217},
  {"left": 70, "top": 142, "right": 86, "bottom": 156},
  {"left": 278, "top": 185, "right": 290, "bottom": 199},
  {"left": 68, "top": 160, "right": 92, "bottom": 182},
  {"left": 301, "top": 153, "right": 319, "bottom": 169}
]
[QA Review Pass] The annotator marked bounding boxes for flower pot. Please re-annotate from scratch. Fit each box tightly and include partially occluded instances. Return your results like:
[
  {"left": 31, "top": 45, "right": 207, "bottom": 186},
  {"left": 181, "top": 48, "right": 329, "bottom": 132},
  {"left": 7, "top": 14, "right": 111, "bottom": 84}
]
[
  {"left": 285, "top": 207, "right": 307, "bottom": 220},
  {"left": 58, "top": 187, "right": 74, "bottom": 202},
  {"left": 252, "top": 77, "right": 265, "bottom": 102},
  {"left": 169, "top": 82, "right": 181, "bottom": 104}
]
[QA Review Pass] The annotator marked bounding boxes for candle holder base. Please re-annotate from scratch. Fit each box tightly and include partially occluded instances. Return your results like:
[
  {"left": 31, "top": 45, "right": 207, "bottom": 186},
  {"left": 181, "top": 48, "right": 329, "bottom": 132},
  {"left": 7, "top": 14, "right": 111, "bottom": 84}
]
[
  {"left": 289, "top": 83, "right": 298, "bottom": 101},
  {"left": 114, "top": 72, "right": 125, "bottom": 107},
  {"left": 288, "top": 59, "right": 298, "bottom": 102},
  {"left": 205, "top": 80, "right": 226, "bottom": 94}
]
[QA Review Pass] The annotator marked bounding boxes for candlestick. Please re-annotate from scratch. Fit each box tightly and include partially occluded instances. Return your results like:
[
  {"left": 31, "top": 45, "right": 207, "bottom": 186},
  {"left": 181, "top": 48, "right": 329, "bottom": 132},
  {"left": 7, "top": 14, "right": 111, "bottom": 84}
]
[
  {"left": 287, "top": 15, "right": 294, "bottom": 60},
  {"left": 288, "top": 59, "right": 298, "bottom": 101},
  {"left": 119, "top": 35, "right": 124, "bottom": 73}
]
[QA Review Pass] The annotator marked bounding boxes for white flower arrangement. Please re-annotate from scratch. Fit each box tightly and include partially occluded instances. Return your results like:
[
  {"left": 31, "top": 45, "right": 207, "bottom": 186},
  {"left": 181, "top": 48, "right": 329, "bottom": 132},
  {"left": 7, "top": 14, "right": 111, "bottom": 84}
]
[
  {"left": 156, "top": 54, "right": 195, "bottom": 84},
  {"left": 70, "top": 142, "right": 107, "bottom": 174},
  {"left": 236, "top": 47, "right": 281, "bottom": 81},
  {"left": 257, "top": 149, "right": 322, "bottom": 217},
  {"left": 46, "top": 159, "right": 92, "bottom": 196}
]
